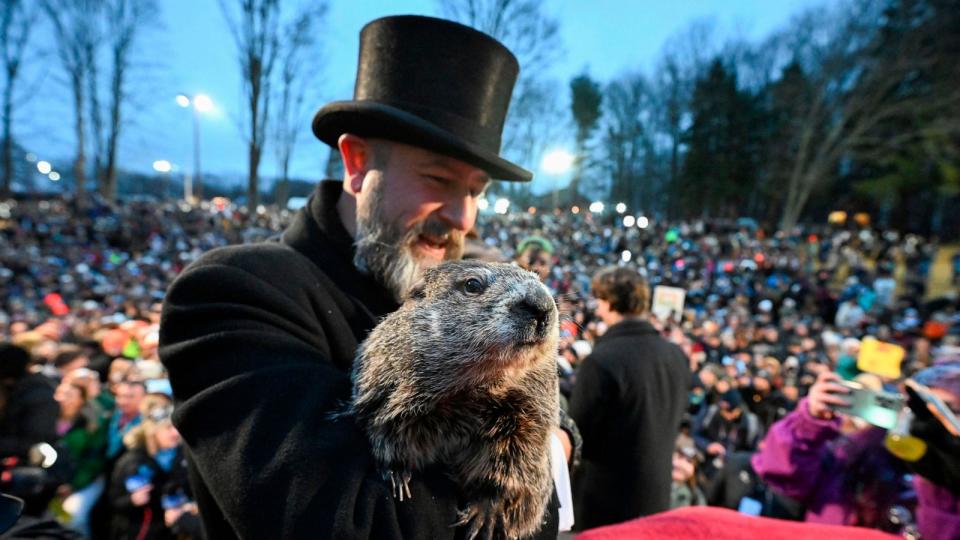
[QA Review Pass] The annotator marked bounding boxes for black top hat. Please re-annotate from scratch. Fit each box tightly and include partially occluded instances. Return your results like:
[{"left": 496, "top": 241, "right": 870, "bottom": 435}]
[{"left": 312, "top": 15, "right": 532, "bottom": 181}]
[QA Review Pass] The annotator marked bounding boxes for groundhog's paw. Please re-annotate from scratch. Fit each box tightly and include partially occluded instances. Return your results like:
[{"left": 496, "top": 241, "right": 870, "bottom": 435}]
[
  {"left": 383, "top": 469, "right": 412, "bottom": 502},
  {"left": 454, "top": 499, "right": 509, "bottom": 540}
]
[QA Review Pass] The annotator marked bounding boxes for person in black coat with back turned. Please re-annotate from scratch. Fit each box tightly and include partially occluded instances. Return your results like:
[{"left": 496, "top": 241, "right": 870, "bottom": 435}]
[
  {"left": 159, "top": 15, "right": 559, "bottom": 540},
  {"left": 0, "top": 343, "right": 58, "bottom": 462},
  {"left": 569, "top": 267, "right": 691, "bottom": 530}
]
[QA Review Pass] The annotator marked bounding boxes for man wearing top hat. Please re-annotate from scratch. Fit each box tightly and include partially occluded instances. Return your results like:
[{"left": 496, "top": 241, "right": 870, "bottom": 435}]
[{"left": 159, "top": 15, "right": 559, "bottom": 539}]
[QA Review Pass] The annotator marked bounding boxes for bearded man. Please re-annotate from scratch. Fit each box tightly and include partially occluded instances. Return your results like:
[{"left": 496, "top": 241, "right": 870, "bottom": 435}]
[{"left": 159, "top": 16, "right": 559, "bottom": 539}]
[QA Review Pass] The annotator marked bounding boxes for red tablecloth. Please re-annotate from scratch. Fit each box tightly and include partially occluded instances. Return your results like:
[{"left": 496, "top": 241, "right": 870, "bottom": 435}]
[{"left": 575, "top": 506, "right": 900, "bottom": 540}]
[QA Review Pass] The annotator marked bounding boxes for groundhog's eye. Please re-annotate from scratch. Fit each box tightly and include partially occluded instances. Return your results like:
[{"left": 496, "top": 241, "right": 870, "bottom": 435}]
[{"left": 462, "top": 277, "right": 485, "bottom": 295}]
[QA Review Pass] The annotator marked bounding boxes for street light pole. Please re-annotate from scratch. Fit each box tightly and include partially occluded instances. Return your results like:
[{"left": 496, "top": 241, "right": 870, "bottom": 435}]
[
  {"left": 177, "top": 93, "right": 212, "bottom": 203},
  {"left": 191, "top": 103, "right": 201, "bottom": 200}
]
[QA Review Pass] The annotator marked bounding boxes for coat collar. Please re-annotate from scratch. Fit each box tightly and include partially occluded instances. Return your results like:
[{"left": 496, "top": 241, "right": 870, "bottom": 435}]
[
  {"left": 281, "top": 180, "right": 399, "bottom": 320},
  {"left": 599, "top": 318, "right": 659, "bottom": 341}
]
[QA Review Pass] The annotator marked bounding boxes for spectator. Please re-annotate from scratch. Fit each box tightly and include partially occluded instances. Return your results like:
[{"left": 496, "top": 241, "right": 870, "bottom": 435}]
[
  {"left": 750, "top": 369, "right": 958, "bottom": 538},
  {"left": 670, "top": 442, "right": 706, "bottom": 509},
  {"left": 514, "top": 235, "right": 554, "bottom": 284},
  {"left": 569, "top": 266, "right": 690, "bottom": 529},
  {"left": 694, "top": 389, "right": 763, "bottom": 462},
  {"left": 0, "top": 343, "right": 58, "bottom": 461},
  {"left": 107, "top": 395, "right": 188, "bottom": 540},
  {"left": 53, "top": 380, "right": 107, "bottom": 537},
  {"left": 106, "top": 380, "right": 144, "bottom": 460}
]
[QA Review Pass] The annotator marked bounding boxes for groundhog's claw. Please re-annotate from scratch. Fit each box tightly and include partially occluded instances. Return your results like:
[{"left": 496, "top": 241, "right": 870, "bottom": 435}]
[
  {"left": 385, "top": 469, "right": 412, "bottom": 501},
  {"left": 455, "top": 500, "right": 508, "bottom": 540}
]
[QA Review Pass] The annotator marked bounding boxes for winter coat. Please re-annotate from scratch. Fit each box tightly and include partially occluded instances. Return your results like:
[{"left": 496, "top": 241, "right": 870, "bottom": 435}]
[
  {"left": 693, "top": 404, "right": 763, "bottom": 454},
  {"left": 0, "top": 373, "right": 58, "bottom": 460},
  {"left": 670, "top": 482, "right": 706, "bottom": 509},
  {"left": 58, "top": 406, "right": 108, "bottom": 490},
  {"left": 751, "top": 398, "right": 960, "bottom": 540},
  {"left": 568, "top": 319, "right": 690, "bottom": 530},
  {"left": 159, "top": 181, "right": 559, "bottom": 539}
]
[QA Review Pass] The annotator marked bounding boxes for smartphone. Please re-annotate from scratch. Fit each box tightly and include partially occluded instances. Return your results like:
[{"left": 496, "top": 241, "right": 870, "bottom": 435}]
[{"left": 829, "top": 380, "right": 904, "bottom": 430}]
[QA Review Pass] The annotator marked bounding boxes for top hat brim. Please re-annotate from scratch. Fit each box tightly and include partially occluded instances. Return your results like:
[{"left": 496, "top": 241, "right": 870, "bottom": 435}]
[{"left": 312, "top": 101, "right": 532, "bottom": 182}]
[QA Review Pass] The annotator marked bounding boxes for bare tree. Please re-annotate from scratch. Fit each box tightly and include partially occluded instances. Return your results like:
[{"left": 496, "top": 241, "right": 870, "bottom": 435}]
[
  {"left": 83, "top": 6, "right": 104, "bottom": 192},
  {"left": 603, "top": 72, "right": 653, "bottom": 210},
  {"left": 439, "top": 0, "right": 563, "bottom": 185},
  {"left": 775, "top": 0, "right": 960, "bottom": 230},
  {"left": 44, "top": 0, "right": 100, "bottom": 203},
  {"left": 221, "top": 0, "right": 281, "bottom": 213},
  {"left": 96, "top": 0, "right": 158, "bottom": 201},
  {"left": 272, "top": 4, "right": 326, "bottom": 207},
  {"left": 0, "top": 0, "right": 39, "bottom": 196},
  {"left": 649, "top": 18, "right": 718, "bottom": 217}
]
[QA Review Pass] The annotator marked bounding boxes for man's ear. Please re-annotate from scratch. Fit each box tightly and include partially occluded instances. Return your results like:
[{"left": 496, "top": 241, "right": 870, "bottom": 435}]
[{"left": 338, "top": 133, "right": 371, "bottom": 195}]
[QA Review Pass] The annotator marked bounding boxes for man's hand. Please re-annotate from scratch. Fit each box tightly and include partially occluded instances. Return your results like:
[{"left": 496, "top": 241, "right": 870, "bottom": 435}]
[
  {"left": 164, "top": 507, "right": 184, "bottom": 527},
  {"left": 130, "top": 485, "right": 152, "bottom": 507},
  {"left": 807, "top": 371, "right": 850, "bottom": 420},
  {"left": 706, "top": 442, "right": 726, "bottom": 457}
]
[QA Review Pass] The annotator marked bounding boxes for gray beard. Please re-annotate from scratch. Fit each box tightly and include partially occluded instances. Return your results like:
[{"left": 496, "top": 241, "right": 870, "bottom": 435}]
[{"left": 352, "top": 180, "right": 464, "bottom": 301}]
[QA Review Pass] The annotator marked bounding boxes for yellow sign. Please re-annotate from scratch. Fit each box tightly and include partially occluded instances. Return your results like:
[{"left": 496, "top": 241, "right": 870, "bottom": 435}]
[{"left": 857, "top": 337, "right": 906, "bottom": 379}]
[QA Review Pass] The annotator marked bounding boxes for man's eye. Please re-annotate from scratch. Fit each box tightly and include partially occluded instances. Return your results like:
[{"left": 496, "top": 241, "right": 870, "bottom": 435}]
[{"left": 463, "top": 278, "right": 484, "bottom": 295}]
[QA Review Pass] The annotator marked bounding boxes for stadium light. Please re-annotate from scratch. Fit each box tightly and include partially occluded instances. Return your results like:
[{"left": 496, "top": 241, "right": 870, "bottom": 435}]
[
  {"left": 541, "top": 149, "right": 574, "bottom": 174},
  {"left": 153, "top": 160, "right": 172, "bottom": 173}
]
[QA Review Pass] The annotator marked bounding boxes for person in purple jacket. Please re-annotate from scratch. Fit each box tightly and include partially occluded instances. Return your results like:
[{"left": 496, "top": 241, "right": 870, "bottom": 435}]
[{"left": 752, "top": 365, "right": 960, "bottom": 540}]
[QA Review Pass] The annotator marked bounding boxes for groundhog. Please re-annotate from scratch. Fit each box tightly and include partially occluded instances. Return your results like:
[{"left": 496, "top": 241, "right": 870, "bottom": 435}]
[{"left": 350, "top": 260, "right": 560, "bottom": 540}]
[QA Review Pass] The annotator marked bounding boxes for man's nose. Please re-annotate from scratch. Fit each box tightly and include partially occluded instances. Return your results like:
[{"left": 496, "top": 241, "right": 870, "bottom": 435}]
[{"left": 437, "top": 196, "right": 475, "bottom": 232}]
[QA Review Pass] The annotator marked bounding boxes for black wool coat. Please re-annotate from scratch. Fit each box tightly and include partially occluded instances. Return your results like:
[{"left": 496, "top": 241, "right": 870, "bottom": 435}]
[
  {"left": 568, "top": 319, "right": 690, "bottom": 530},
  {"left": 159, "top": 181, "right": 558, "bottom": 539}
]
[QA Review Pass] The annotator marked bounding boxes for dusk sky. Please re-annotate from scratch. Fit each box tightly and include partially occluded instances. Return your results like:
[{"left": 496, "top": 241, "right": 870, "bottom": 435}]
[{"left": 18, "top": 0, "right": 818, "bottom": 195}]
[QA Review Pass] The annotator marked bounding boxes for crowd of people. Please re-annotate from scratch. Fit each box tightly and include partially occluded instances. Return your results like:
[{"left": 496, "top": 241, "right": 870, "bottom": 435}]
[{"left": 0, "top": 194, "right": 958, "bottom": 538}]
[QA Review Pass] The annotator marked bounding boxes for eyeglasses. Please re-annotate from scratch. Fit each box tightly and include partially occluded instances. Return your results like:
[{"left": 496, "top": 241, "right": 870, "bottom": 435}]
[{"left": 146, "top": 404, "right": 173, "bottom": 423}]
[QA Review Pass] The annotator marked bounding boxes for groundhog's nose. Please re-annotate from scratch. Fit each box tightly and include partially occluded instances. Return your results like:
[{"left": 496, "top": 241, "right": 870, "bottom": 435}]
[{"left": 511, "top": 295, "right": 552, "bottom": 332}]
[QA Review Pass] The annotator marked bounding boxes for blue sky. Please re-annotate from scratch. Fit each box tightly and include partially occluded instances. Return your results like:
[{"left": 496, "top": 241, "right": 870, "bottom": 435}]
[{"left": 18, "top": 0, "right": 817, "bottom": 194}]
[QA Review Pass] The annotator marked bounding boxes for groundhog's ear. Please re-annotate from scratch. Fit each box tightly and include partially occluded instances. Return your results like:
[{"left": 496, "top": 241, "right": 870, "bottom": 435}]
[{"left": 405, "top": 280, "right": 426, "bottom": 301}]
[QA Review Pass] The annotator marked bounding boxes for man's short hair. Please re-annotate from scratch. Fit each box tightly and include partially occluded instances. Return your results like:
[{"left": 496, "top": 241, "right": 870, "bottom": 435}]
[{"left": 590, "top": 266, "right": 649, "bottom": 315}]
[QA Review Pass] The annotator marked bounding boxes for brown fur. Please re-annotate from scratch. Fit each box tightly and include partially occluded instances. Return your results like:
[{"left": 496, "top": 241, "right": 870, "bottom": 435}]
[{"left": 350, "top": 261, "right": 560, "bottom": 539}]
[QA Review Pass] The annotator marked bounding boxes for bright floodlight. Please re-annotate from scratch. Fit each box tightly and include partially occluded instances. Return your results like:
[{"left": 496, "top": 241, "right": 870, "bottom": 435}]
[
  {"left": 541, "top": 149, "right": 574, "bottom": 174},
  {"left": 193, "top": 94, "right": 214, "bottom": 113},
  {"left": 153, "top": 160, "right": 172, "bottom": 173},
  {"left": 621, "top": 250, "right": 632, "bottom": 263},
  {"left": 615, "top": 202, "right": 627, "bottom": 214},
  {"left": 494, "top": 198, "right": 510, "bottom": 215},
  {"left": 48, "top": 171, "right": 61, "bottom": 181},
  {"left": 589, "top": 201, "right": 604, "bottom": 213},
  {"left": 637, "top": 216, "right": 650, "bottom": 229},
  {"left": 176, "top": 94, "right": 191, "bottom": 108},
  {"left": 37, "top": 160, "right": 51, "bottom": 174},
  {"left": 623, "top": 215, "right": 636, "bottom": 228},
  {"left": 477, "top": 198, "right": 489, "bottom": 211}
]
